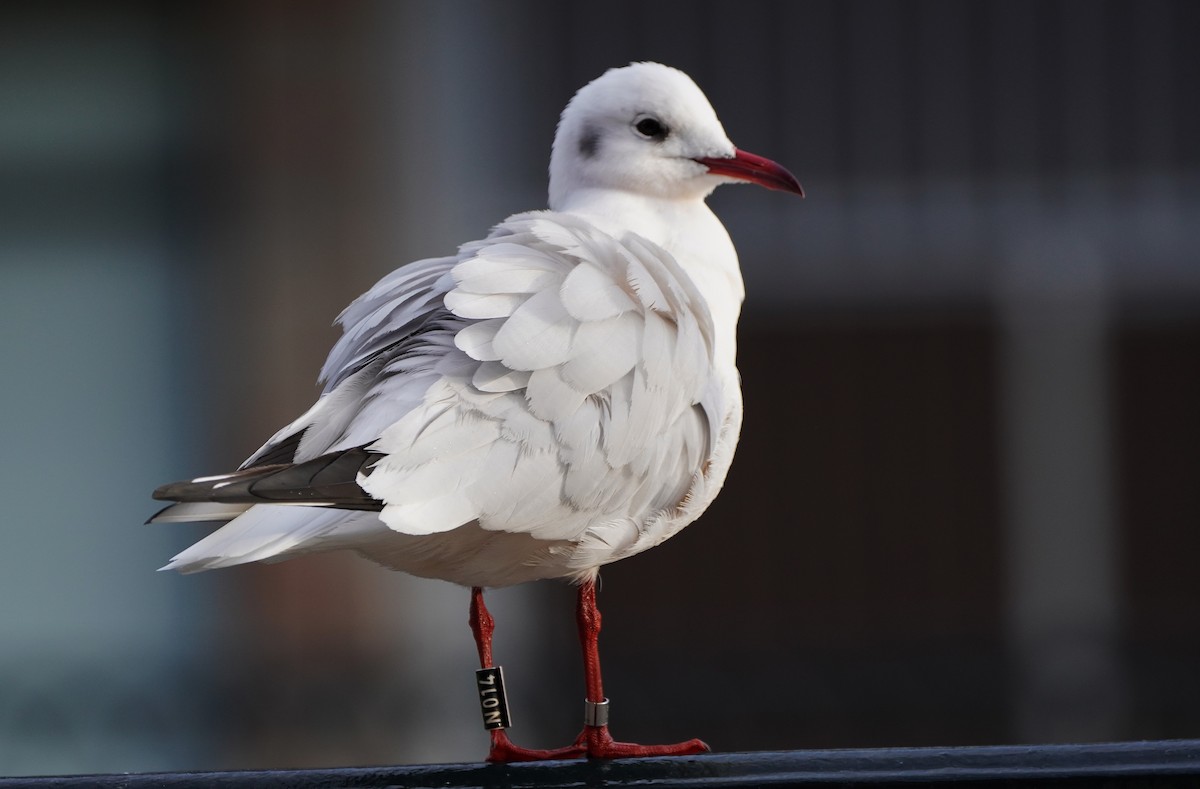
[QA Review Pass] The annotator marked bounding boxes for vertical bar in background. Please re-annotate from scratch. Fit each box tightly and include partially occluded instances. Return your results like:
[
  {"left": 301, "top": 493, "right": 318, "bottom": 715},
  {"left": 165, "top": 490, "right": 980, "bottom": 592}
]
[
  {"left": 992, "top": 0, "right": 1126, "bottom": 744},
  {"left": 0, "top": 4, "right": 208, "bottom": 774},
  {"left": 998, "top": 229, "right": 1125, "bottom": 742}
]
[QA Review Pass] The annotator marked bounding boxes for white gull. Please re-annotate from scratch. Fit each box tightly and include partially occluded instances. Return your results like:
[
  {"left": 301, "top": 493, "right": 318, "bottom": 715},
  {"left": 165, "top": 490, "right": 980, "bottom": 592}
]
[{"left": 152, "top": 61, "right": 803, "bottom": 761}]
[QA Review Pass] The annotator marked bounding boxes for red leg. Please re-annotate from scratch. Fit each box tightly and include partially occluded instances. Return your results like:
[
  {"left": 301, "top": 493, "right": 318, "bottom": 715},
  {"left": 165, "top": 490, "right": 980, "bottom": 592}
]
[
  {"left": 571, "top": 578, "right": 710, "bottom": 759},
  {"left": 469, "top": 587, "right": 586, "bottom": 763}
]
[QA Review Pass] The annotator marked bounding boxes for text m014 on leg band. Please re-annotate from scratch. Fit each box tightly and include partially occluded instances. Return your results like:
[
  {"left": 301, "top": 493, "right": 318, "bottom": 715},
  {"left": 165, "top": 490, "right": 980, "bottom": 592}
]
[{"left": 475, "top": 667, "right": 512, "bottom": 730}]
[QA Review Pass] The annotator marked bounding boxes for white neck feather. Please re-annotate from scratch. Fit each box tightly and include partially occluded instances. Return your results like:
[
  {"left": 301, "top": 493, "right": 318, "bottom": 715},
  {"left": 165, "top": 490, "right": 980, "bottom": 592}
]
[{"left": 556, "top": 187, "right": 745, "bottom": 370}]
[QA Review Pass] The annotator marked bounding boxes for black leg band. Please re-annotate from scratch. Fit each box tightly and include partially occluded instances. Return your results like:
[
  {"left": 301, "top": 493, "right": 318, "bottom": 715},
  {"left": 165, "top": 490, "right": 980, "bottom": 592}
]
[{"left": 476, "top": 666, "right": 512, "bottom": 730}]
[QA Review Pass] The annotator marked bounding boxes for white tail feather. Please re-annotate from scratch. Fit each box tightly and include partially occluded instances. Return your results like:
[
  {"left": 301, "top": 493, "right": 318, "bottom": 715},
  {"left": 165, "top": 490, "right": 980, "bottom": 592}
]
[{"left": 160, "top": 505, "right": 383, "bottom": 573}]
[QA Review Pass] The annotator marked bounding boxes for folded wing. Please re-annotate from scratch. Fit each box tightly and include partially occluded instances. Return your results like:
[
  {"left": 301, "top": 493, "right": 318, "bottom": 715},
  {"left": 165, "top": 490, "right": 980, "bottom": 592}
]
[
  {"left": 365, "top": 212, "right": 720, "bottom": 555},
  {"left": 157, "top": 211, "right": 723, "bottom": 576}
]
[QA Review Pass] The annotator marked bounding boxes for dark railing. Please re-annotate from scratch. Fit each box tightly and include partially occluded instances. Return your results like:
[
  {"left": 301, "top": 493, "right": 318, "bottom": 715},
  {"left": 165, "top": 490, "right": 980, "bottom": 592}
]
[{"left": 3, "top": 740, "right": 1200, "bottom": 788}]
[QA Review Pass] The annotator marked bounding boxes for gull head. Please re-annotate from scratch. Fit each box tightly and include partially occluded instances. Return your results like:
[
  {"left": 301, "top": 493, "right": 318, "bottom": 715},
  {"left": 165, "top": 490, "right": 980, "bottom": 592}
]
[{"left": 549, "top": 62, "right": 803, "bottom": 209}]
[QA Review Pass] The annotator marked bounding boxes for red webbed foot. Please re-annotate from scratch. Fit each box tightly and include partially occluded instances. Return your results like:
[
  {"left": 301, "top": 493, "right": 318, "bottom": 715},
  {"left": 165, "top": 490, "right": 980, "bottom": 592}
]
[
  {"left": 574, "top": 724, "right": 710, "bottom": 759},
  {"left": 486, "top": 729, "right": 587, "bottom": 762}
]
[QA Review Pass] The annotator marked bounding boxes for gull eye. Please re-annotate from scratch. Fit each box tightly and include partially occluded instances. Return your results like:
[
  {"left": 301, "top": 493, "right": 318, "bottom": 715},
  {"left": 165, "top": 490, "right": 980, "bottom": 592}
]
[{"left": 634, "top": 116, "right": 668, "bottom": 141}]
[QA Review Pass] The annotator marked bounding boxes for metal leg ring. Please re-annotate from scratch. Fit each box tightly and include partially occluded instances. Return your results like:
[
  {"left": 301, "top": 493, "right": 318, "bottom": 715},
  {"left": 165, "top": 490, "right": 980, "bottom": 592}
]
[{"left": 583, "top": 698, "right": 610, "bottom": 727}]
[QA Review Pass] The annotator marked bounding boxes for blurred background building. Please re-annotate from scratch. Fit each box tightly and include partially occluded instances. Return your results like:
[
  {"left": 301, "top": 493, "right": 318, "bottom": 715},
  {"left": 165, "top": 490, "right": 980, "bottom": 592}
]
[{"left": 1, "top": 0, "right": 1197, "bottom": 776}]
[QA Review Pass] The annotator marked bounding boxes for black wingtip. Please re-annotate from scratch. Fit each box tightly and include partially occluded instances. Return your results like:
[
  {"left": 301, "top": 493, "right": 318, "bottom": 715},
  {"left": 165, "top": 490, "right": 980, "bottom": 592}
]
[{"left": 149, "top": 448, "right": 386, "bottom": 512}]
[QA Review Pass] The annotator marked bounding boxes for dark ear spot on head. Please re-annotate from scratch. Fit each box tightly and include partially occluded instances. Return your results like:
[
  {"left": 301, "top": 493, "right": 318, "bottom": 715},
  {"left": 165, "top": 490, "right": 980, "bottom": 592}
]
[{"left": 578, "top": 127, "right": 600, "bottom": 159}]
